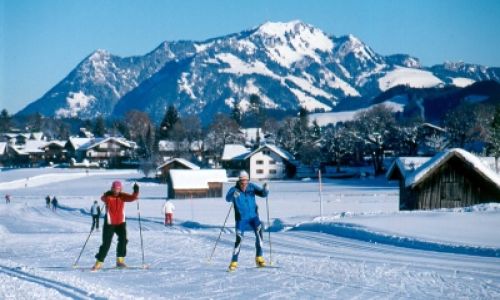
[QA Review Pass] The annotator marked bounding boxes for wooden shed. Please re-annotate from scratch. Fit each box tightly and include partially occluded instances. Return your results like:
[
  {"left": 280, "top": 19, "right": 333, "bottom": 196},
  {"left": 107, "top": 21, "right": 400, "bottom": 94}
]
[
  {"left": 387, "top": 148, "right": 500, "bottom": 210},
  {"left": 168, "top": 169, "right": 228, "bottom": 199},
  {"left": 157, "top": 158, "right": 200, "bottom": 183}
]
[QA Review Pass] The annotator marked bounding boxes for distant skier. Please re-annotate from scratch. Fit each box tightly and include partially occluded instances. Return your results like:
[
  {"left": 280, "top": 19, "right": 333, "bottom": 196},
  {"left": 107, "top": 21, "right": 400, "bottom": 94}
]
[
  {"left": 225, "top": 170, "right": 268, "bottom": 271},
  {"left": 5, "top": 194, "right": 11, "bottom": 204},
  {"left": 90, "top": 200, "right": 101, "bottom": 231},
  {"left": 51, "top": 196, "right": 58, "bottom": 211},
  {"left": 45, "top": 195, "right": 51, "bottom": 208},
  {"left": 91, "top": 180, "right": 139, "bottom": 271},
  {"left": 162, "top": 199, "right": 175, "bottom": 226}
]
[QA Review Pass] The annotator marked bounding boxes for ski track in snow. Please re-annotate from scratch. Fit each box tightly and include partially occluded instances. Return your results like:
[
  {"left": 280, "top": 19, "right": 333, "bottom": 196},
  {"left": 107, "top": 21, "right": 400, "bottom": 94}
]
[{"left": 0, "top": 170, "right": 499, "bottom": 299}]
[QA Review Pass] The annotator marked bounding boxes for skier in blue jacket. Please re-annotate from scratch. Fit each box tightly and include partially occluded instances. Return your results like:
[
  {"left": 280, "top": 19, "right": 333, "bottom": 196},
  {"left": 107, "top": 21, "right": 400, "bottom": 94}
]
[{"left": 225, "top": 170, "right": 268, "bottom": 271}]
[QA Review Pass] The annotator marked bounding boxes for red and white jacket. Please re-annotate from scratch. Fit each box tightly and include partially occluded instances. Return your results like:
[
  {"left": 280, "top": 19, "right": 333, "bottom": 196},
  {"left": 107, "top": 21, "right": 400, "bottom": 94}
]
[{"left": 101, "top": 191, "right": 139, "bottom": 225}]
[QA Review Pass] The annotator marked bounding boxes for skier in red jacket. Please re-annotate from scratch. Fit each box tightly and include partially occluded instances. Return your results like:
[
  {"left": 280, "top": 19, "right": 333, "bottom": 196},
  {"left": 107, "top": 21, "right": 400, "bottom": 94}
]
[{"left": 91, "top": 180, "right": 139, "bottom": 271}]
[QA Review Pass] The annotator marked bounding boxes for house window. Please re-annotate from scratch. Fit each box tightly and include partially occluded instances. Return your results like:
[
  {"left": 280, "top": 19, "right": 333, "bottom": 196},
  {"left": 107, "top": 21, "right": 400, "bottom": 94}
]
[
  {"left": 269, "top": 169, "right": 277, "bottom": 174},
  {"left": 256, "top": 160, "right": 264, "bottom": 165},
  {"left": 263, "top": 150, "right": 270, "bottom": 155},
  {"left": 256, "top": 169, "right": 264, "bottom": 174},
  {"left": 269, "top": 160, "right": 276, "bottom": 165}
]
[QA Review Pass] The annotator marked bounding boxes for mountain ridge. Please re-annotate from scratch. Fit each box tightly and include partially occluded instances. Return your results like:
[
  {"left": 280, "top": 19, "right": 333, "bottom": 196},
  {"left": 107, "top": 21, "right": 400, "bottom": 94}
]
[{"left": 16, "top": 20, "right": 500, "bottom": 124}]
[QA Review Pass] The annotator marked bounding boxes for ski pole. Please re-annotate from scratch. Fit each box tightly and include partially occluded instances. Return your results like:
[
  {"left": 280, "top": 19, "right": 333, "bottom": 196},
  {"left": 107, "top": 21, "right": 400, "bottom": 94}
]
[
  {"left": 265, "top": 194, "right": 273, "bottom": 265},
  {"left": 73, "top": 227, "right": 94, "bottom": 267},
  {"left": 208, "top": 202, "right": 233, "bottom": 263},
  {"left": 136, "top": 198, "right": 146, "bottom": 268}
]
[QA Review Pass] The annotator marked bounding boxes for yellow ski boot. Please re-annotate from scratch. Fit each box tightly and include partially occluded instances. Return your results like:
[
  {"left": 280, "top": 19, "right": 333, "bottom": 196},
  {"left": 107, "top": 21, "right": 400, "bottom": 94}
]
[
  {"left": 91, "top": 261, "right": 103, "bottom": 271},
  {"left": 116, "top": 257, "right": 128, "bottom": 269},
  {"left": 255, "top": 256, "right": 266, "bottom": 268},
  {"left": 228, "top": 261, "right": 238, "bottom": 272}
]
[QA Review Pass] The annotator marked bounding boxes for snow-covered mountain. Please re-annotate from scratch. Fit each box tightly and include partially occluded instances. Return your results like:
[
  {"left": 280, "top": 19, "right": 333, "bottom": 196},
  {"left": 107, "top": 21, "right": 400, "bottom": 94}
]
[{"left": 17, "top": 20, "right": 500, "bottom": 123}]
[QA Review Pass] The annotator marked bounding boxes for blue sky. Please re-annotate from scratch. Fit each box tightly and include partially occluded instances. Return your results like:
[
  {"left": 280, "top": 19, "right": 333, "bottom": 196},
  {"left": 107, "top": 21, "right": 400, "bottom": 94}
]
[{"left": 1, "top": 0, "right": 500, "bottom": 114}]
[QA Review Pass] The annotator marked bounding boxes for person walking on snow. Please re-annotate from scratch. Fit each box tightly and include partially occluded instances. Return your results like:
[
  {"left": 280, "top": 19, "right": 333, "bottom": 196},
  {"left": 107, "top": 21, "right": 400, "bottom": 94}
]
[
  {"left": 92, "top": 181, "right": 139, "bottom": 271},
  {"left": 51, "top": 196, "right": 58, "bottom": 211},
  {"left": 5, "top": 194, "right": 11, "bottom": 204},
  {"left": 45, "top": 195, "right": 51, "bottom": 208},
  {"left": 162, "top": 199, "right": 175, "bottom": 226},
  {"left": 225, "top": 170, "right": 269, "bottom": 271},
  {"left": 90, "top": 200, "right": 101, "bottom": 231}
]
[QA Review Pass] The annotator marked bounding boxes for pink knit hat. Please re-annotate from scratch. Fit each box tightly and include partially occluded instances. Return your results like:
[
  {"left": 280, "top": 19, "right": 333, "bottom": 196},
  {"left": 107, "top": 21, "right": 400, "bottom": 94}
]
[{"left": 111, "top": 180, "right": 122, "bottom": 190}]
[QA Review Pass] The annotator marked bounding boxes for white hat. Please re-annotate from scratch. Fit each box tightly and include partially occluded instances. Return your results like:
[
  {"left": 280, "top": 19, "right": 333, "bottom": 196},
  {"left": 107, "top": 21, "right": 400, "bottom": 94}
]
[{"left": 238, "top": 170, "right": 249, "bottom": 180}]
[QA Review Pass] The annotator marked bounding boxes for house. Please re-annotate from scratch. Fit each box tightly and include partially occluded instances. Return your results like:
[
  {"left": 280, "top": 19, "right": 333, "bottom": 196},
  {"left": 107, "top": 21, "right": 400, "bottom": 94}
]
[
  {"left": 40, "top": 141, "right": 67, "bottom": 164},
  {"left": 72, "top": 137, "right": 137, "bottom": 168},
  {"left": 157, "top": 158, "right": 200, "bottom": 183},
  {"left": 168, "top": 169, "right": 228, "bottom": 199},
  {"left": 222, "top": 143, "right": 295, "bottom": 180},
  {"left": 387, "top": 148, "right": 500, "bottom": 210},
  {"left": 5, "top": 140, "right": 48, "bottom": 167},
  {"left": 221, "top": 144, "right": 251, "bottom": 177},
  {"left": 65, "top": 137, "right": 93, "bottom": 161}
]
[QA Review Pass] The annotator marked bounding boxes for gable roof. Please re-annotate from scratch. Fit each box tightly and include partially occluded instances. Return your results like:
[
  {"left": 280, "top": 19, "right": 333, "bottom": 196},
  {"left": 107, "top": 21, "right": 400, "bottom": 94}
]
[
  {"left": 0, "top": 142, "right": 7, "bottom": 155},
  {"left": 222, "top": 144, "right": 251, "bottom": 161},
  {"left": 68, "top": 137, "right": 93, "bottom": 150},
  {"left": 157, "top": 158, "right": 200, "bottom": 170},
  {"left": 170, "top": 169, "right": 228, "bottom": 189},
  {"left": 80, "top": 137, "right": 133, "bottom": 150},
  {"left": 386, "top": 157, "right": 432, "bottom": 180},
  {"left": 8, "top": 140, "right": 47, "bottom": 155},
  {"left": 244, "top": 144, "right": 294, "bottom": 161},
  {"left": 405, "top": 148, "right": 500, "bottom": 189}
]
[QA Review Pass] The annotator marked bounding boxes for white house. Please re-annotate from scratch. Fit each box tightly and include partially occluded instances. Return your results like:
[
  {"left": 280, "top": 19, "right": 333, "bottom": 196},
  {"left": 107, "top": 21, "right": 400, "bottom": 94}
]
[
  {"left": 222, "top": 143, "right": 295, "bottom": 180},
  {"left": 244, "top": 144, "right": 295, "bottom": 180}
]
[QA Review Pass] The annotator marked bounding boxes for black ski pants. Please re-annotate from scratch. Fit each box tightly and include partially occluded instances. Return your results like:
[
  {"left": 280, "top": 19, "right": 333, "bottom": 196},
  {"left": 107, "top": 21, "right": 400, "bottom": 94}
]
[
  {"left": 91, "top": 215, "right": 100, "bottom": 230},
  {"left": 95, "top": 220, "right": 128, "bottom": 262}
]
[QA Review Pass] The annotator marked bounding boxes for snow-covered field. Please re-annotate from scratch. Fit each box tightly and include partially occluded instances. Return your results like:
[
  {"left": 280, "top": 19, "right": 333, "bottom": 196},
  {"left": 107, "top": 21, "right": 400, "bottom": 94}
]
[{"left": 1, "top": 168, "right": 499, "bottom": 299}]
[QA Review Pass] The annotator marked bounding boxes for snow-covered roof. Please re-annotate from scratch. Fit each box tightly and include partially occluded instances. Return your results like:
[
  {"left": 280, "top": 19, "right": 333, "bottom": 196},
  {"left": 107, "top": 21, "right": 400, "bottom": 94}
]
[
  {"left": 405, "top": 148, "right": 500, "bottom": 189},
  {"left": 10, "top": 140, "right": 48, "bottom": 155},
  {"left": 80, "top": 137, "right": 133, "bottom": 150},
  {"left": 0, "top": 142, "right": 7, "bottom": 155},
  {"left": 244, "top": 144, "right": 294, "bottom": 161},
  {"left": 42, "top": 141, "right": 66, "bottom": 148},
  {"left": 222, "top": 144, "right": 250, "bottom": 161},
  {"left": 386, "top": 157, "right": 432, "bottom": 179},
  {"left": 170, "top": 169, "right": 228, "bottom": 189},
  {"left": 69, "top": 137, "right": 93, "bottom": 150},
  {"left": 157, "top": 158, "right": 200, "bottom": 170}
]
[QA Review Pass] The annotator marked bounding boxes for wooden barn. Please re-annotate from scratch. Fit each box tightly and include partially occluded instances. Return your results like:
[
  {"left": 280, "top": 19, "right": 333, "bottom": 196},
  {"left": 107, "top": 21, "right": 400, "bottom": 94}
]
[
  {"left": 157, "top": 158, "right": 200, "bottom": 183},
  {"left": 387, "top": 148, "right": 500, "bottom": 210},
  {"left": 168, "top": 169, "right": 228, "bottom": 199}
]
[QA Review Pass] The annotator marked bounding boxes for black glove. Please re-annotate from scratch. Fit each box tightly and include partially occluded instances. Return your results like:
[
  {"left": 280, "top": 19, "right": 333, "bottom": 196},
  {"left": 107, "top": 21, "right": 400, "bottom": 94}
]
[{"left": 133, "top": 183, "right": 139, "bottom": 193}]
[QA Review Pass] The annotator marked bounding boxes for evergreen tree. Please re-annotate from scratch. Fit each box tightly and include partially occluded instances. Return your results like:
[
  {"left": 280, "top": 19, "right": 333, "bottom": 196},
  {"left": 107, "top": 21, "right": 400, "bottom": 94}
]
[
  {"left": 0, "top": 109, "right": 11, "bottom": 132},
  {"left": 231, "top": 102, "right": 242, "bottom": 125},
  {"left": 93, "top": 116, "right": 106, "bottom": 137},
  {"left": 159, "top": 105, "right": 179, "bottom": 139},
  {"left": 490, "top": 105, "right": 500, "bottom": 172}
]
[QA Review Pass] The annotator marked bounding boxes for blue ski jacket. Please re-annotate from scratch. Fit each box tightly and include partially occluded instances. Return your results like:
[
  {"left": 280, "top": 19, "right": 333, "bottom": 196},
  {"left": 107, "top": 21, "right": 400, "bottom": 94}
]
[{"left": 226, "top": 183, "right": 268, "bottom": 221}]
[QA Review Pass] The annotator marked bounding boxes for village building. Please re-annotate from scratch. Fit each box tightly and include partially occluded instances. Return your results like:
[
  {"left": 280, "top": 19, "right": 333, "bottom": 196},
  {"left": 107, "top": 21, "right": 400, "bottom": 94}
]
[
  {"left": 157, "top": 158, "right": 200, "bottom": 183},
  {"left": 71, "top": 137, "right": 137, "bottom": 168},
  {"left": 387, "top": 148, "right": 500, "bottom": 210},
  {"left": 221, "top": 143, "right": 295, "bottom": 180},
  {"left": 40, "top": 141, "right": 67, "bottom": 164},
  {"left": 168, "top": 169, "right": 228, "bottom": 199}
]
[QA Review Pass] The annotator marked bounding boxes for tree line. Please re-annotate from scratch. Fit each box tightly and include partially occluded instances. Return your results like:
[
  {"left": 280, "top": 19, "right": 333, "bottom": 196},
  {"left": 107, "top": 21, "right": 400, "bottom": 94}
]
[{"left": 1, "top": 95, "right": 499, "bottom": 175}]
